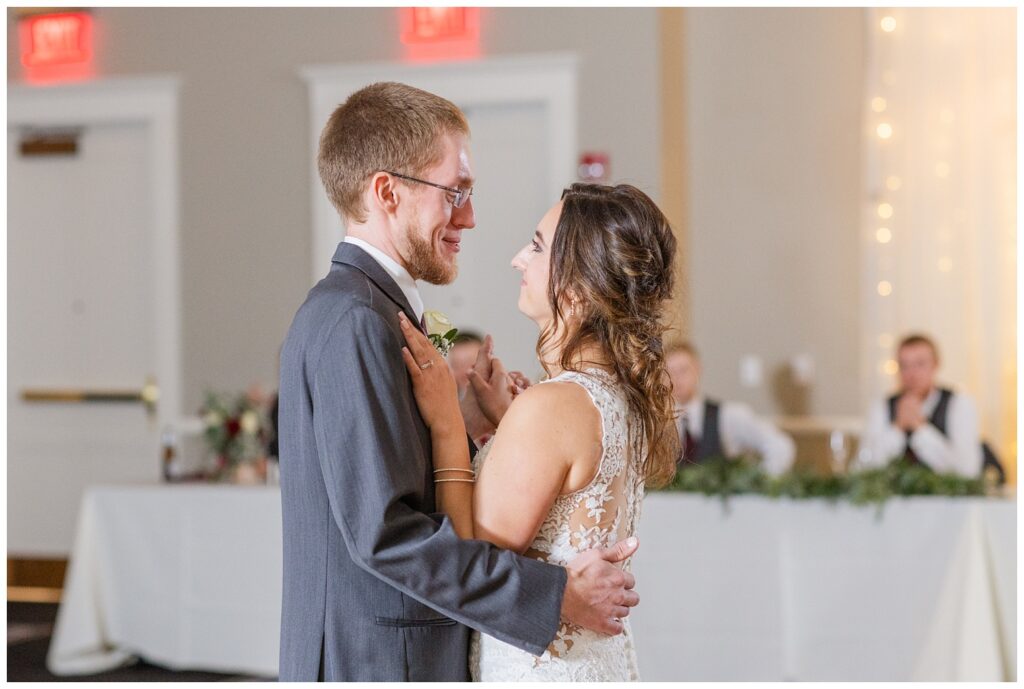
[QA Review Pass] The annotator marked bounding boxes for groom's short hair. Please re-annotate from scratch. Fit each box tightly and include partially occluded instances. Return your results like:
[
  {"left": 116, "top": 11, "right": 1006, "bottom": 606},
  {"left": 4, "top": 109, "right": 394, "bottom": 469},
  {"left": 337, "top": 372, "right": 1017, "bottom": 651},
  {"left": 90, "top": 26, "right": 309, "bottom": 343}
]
[{"left": 318, "top": 81, "right": 469, "bottom": 223}]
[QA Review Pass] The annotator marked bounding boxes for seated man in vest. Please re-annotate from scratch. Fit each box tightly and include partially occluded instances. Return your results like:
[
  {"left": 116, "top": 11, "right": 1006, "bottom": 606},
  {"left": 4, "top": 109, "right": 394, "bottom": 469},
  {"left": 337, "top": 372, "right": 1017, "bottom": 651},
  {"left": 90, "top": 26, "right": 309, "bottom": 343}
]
[
  {"left": 447, "top": 330, "right": 483, "bottom": 397},
  {"left": 665, "top": 342, "right": 795, "bottom": 476},
  {"left": 859, "top": 333, "right": 982, "bottom": 477}
]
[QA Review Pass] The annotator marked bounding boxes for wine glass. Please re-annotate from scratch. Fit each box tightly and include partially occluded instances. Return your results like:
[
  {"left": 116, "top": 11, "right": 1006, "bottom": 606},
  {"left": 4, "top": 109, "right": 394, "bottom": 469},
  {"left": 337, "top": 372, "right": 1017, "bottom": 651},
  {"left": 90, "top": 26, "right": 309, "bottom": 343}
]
[{"left": 828, "top": 430, "right": 850, "bottom": 476}]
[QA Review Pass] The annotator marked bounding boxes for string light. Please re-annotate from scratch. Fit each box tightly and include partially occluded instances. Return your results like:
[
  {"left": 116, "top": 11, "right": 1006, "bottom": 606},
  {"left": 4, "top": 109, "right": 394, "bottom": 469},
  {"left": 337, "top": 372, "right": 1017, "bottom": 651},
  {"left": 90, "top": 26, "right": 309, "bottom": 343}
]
[
  {"left": 871, "top": 12, "right": 901, "bottom": 400},
  {"left": 866, "top": 10, "right": 1014, "bottom": 478}
]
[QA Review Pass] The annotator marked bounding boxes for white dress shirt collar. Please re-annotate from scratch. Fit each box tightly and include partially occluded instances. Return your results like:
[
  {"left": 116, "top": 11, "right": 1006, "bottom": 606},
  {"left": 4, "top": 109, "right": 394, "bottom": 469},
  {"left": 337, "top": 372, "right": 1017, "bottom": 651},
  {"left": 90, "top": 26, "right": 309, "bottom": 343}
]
[
  {"left": 919, "top": 387, "right": 941, "bottom": 415},
  {"left": 681, "top": 396, "right": 706, "bottom": 439},
  {"left": 343, "top": 236, "right": 424, "bottom": 321}
]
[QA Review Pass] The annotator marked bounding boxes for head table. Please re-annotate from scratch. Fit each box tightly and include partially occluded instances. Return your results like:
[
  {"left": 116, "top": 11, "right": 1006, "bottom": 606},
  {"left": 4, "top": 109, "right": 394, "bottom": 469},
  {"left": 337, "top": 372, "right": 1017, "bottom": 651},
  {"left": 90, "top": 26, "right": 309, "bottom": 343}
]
[{"left": 46, "top": 484, "right": 1015, "bottom": 680}]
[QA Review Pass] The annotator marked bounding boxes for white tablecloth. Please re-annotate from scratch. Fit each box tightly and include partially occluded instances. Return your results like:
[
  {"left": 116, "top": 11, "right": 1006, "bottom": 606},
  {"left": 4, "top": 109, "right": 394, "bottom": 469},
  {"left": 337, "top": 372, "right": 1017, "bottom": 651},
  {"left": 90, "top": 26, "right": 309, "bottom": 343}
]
[
  {"left": 631, "top": 493, "right": 1016, "bottom": 681},
  {"left": 48, "top": 485, "right": 282, "bottom": 677},
  {"left": 48, "top": 486, "right": 1015, "bottom": 680}
]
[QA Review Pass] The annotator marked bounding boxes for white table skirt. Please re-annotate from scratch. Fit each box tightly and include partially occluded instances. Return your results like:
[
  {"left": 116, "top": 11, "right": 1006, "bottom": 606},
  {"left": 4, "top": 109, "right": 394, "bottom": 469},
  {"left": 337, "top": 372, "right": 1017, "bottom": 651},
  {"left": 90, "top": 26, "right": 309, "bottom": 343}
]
[
  {"left": 630, "top": 493, "right": 1016, "bottom": 681},
  {"left": 47, "top": 485, "right": 1015, "bottom": 680},
  {"left": 47, "top": 485, "right": 282, "bottom": 677}
]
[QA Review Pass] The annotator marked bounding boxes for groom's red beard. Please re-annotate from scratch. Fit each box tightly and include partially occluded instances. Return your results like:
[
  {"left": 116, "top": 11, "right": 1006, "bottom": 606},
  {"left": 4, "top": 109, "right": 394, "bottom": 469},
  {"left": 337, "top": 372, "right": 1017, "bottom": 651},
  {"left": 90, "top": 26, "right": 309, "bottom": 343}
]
[{"left": 407, "top": 226, "right": 457, "bottom": 285}]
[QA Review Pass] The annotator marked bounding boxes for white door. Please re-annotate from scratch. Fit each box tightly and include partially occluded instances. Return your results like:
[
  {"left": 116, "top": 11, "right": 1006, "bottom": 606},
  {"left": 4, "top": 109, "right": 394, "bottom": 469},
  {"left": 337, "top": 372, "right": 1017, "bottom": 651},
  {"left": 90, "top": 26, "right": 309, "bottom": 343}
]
[
  {"left": 419, "top": 102, "right": 552, "bottom": 378},
  {"left": 7, "top": 81, "right": 180, "bottom": 556}
]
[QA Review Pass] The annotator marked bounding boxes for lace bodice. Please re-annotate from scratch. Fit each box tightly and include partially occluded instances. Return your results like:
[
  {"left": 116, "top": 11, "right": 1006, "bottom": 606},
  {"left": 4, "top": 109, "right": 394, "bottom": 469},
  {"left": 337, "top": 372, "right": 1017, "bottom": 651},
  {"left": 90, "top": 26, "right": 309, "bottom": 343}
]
[{"left": 469, "top": 368, "right": 644, "bottom": 681}]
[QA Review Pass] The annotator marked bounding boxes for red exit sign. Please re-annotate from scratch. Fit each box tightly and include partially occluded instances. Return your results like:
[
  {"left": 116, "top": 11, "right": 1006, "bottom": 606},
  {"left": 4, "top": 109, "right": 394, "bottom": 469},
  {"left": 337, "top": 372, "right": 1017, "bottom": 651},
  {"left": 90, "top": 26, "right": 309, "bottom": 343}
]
[
  {"left": 20, "top": 12, "right": 93, "bottom": 68},
  {"left": 402, "top": 7, "right": 476, "bottom": 44}
]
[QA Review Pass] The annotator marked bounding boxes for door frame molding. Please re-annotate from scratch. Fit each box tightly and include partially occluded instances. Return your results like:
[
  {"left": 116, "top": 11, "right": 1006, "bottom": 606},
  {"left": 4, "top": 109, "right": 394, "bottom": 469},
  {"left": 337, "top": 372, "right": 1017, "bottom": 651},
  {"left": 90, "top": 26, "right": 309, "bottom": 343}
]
[
  {"left": 299, "top": 53, "right": 578, "bottom": 282},
  {"left": 8, "top": 76, "right": 183, "bottom": 426}
]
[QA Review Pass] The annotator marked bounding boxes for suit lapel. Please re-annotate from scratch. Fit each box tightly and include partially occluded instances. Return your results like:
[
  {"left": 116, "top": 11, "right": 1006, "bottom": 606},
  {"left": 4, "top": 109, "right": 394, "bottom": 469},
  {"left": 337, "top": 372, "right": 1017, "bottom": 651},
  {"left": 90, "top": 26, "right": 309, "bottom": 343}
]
[{"left": 331, "top": 242, "right": 420, "bottom": 325}]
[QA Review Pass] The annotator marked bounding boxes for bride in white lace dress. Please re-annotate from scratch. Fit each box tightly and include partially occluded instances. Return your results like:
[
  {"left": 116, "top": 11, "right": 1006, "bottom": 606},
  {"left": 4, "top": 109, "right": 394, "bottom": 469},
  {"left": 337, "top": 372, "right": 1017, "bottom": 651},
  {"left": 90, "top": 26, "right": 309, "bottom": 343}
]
[{"left": 399, "top": 183, "right": 679, "bottom": 681}]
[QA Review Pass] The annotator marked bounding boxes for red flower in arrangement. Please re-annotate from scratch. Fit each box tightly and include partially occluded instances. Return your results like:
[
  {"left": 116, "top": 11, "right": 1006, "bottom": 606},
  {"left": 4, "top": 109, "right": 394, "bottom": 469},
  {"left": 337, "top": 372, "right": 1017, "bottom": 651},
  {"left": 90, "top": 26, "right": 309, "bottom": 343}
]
[{"left": 200, "top": 388, "right": 274, "bottom": 481}]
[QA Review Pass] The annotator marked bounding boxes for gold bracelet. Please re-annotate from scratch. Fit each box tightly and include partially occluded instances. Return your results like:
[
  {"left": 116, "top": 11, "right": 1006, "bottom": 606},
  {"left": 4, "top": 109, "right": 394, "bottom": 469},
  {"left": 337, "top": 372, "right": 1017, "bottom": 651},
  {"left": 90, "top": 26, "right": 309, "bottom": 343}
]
[
  {"left": 433, "top": 468, "right": 475, "bottom": 475},
  {"left": 434, "top": 478, "right": 476, "bottom": 484}
]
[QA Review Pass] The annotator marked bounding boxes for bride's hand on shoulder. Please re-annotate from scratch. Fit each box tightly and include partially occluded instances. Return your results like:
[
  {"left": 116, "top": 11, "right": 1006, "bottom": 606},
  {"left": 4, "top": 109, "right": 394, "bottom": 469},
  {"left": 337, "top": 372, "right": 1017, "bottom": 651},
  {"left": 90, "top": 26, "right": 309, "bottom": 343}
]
[{"left": 398, "top": 312, "right": 464, "bottom": 437}]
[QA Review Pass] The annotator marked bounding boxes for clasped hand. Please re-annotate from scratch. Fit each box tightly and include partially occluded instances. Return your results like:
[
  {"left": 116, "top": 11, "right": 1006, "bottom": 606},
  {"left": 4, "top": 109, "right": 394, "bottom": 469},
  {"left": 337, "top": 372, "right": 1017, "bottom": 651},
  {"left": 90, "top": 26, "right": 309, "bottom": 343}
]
[
  {"left": 399, "top": 312, "right": 530, "bottom": 436},
  {"left": 894, "top": 393, "right": 926, "bottom": 432}
]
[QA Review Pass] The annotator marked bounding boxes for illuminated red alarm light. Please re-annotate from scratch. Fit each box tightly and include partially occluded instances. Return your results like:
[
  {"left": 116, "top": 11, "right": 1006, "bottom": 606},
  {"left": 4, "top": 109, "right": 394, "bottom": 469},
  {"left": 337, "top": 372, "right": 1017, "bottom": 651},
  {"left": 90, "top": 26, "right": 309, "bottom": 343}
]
[
  {"left": 578, "top": 153, "right": 610, "bottom": 182},
  {"left": 20, "top": 11, "right": 93, "bottom": 68}
]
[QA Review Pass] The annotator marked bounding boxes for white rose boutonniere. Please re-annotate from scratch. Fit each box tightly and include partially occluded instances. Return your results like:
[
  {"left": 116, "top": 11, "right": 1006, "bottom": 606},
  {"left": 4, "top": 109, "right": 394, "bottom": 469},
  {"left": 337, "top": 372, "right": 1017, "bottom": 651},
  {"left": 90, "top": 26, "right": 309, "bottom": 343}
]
[{"left": 422, "top": 310, "right": 459, "bottom": 356}]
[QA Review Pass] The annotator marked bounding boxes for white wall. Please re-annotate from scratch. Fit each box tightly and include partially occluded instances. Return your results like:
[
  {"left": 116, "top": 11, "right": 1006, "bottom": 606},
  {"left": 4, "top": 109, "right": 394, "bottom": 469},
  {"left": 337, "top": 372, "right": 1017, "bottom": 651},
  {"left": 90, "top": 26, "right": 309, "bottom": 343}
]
[
  {"left": 7, "top": 7, "right": 867, "bottom": 419},
  {"left": 7, "top": 7, "right": 661, "bottom": 410},
  {"left": 684, "top": 8, "right": 865, "bottom": 416}
]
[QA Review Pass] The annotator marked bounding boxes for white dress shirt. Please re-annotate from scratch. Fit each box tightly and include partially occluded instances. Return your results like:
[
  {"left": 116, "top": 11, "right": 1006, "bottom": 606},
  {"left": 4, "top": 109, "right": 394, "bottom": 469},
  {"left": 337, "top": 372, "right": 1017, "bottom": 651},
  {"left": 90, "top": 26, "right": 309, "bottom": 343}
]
[
  {"left": 677, "top": 396, "right": 796, "bottom": 476},
  {"left": 859, "top": 388, "right": 982, "bottom": 478},
  {"left": 343, "top": 236, "right": 424, "bottom": 321}
]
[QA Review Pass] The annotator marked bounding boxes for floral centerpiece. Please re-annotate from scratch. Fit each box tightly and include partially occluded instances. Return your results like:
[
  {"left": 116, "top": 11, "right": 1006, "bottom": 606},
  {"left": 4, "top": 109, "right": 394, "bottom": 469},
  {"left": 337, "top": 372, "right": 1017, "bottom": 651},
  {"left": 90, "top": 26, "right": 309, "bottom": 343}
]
[{"left": 200, "top": 387, "right": 273, "bottom": 483}]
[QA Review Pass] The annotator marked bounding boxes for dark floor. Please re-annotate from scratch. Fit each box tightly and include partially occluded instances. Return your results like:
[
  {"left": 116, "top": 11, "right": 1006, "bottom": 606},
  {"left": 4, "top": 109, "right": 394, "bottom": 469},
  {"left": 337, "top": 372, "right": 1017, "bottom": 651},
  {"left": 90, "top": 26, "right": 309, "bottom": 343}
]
[{"left": 7, "top": 602, "right": 274, "bottom": 682}]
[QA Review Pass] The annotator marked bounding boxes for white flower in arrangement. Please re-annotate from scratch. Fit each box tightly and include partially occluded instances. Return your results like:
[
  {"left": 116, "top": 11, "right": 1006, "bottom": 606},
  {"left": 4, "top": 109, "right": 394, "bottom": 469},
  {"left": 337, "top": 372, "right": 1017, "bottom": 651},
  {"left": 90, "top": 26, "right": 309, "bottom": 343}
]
[
  {"left": 240, "top": 410, "right": 260, "bottom": 435},
  {"left": 421, "top": 309, "right": 459, "bottom": 356},
  {"left": 203, "top": 411, "right": 223, "bottom": 428}
]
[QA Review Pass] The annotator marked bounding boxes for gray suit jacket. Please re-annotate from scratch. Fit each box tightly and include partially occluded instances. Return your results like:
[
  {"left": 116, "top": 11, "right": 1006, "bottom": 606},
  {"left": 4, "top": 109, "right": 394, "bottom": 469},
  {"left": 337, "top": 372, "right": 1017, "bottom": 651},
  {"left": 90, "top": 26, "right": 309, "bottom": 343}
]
[{"left": 278, "top": 243, "right": 566, "bottom": 681}]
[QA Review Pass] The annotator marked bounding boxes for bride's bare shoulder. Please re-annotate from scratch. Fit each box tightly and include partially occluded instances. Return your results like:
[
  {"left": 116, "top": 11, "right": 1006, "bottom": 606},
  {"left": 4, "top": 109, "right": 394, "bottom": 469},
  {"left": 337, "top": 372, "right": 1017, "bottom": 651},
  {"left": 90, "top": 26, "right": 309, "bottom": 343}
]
[{"left": 500, "top": 380, "right": 601, "bottom": 448}]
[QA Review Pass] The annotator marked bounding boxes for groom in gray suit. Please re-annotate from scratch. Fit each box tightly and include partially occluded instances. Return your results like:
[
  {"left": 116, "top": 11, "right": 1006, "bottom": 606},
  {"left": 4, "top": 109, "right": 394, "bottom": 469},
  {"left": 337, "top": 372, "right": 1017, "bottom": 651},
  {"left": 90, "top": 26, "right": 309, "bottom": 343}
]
[{"left": 278, "top": 82, "right": 640, "bottom": 681}]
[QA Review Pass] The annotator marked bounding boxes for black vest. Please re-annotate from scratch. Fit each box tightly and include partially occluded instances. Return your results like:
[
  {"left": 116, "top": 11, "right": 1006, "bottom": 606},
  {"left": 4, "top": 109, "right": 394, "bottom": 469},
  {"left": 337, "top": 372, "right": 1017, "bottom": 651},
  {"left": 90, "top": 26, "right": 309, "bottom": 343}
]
[
  {"left": 887, "top": 387, "right": 953, "bottom": 443},
  {"left": 886, "top": 387, "right": 1004, "bottom": 483},
  {"left": 693, "top": 399, "right": 725, "bottom": 462}
]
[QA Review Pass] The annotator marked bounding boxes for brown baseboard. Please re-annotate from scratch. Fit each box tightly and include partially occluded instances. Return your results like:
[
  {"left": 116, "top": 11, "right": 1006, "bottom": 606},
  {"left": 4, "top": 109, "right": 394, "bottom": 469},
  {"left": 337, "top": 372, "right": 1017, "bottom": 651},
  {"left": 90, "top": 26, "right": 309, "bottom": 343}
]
[{"left": 7, "top": 557, "right": 67, "bottom": 602}]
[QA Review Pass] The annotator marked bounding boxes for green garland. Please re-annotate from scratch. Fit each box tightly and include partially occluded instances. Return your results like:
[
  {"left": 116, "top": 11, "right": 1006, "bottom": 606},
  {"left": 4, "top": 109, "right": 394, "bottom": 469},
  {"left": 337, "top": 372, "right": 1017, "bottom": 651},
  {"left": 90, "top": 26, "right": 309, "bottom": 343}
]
[{"left": 660, "top": 455, "right": 986, "bottom": 508}]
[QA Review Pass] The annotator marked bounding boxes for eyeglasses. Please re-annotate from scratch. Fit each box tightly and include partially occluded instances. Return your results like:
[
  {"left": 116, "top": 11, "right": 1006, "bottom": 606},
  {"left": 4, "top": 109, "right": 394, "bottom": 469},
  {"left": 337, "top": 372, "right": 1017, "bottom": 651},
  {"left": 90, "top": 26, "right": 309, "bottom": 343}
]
[{"left": 383, "top": 170, "right": 474, "bottom": 209}]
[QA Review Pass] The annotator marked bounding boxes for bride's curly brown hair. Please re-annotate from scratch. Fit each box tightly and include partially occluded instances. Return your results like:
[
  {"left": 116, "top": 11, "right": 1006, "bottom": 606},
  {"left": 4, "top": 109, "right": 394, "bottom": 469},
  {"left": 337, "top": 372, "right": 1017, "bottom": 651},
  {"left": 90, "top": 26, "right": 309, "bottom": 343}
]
[{"left": 537, "top": 183, "right": 680, "bottom": 488}]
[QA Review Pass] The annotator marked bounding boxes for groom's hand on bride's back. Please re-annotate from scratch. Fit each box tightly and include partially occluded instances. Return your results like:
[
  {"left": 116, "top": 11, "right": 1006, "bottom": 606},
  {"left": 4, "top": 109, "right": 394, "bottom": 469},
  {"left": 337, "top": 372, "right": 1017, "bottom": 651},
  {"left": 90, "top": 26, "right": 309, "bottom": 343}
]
[{"left": 560, "top": 537, "right": 640, "bottom": 636}]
